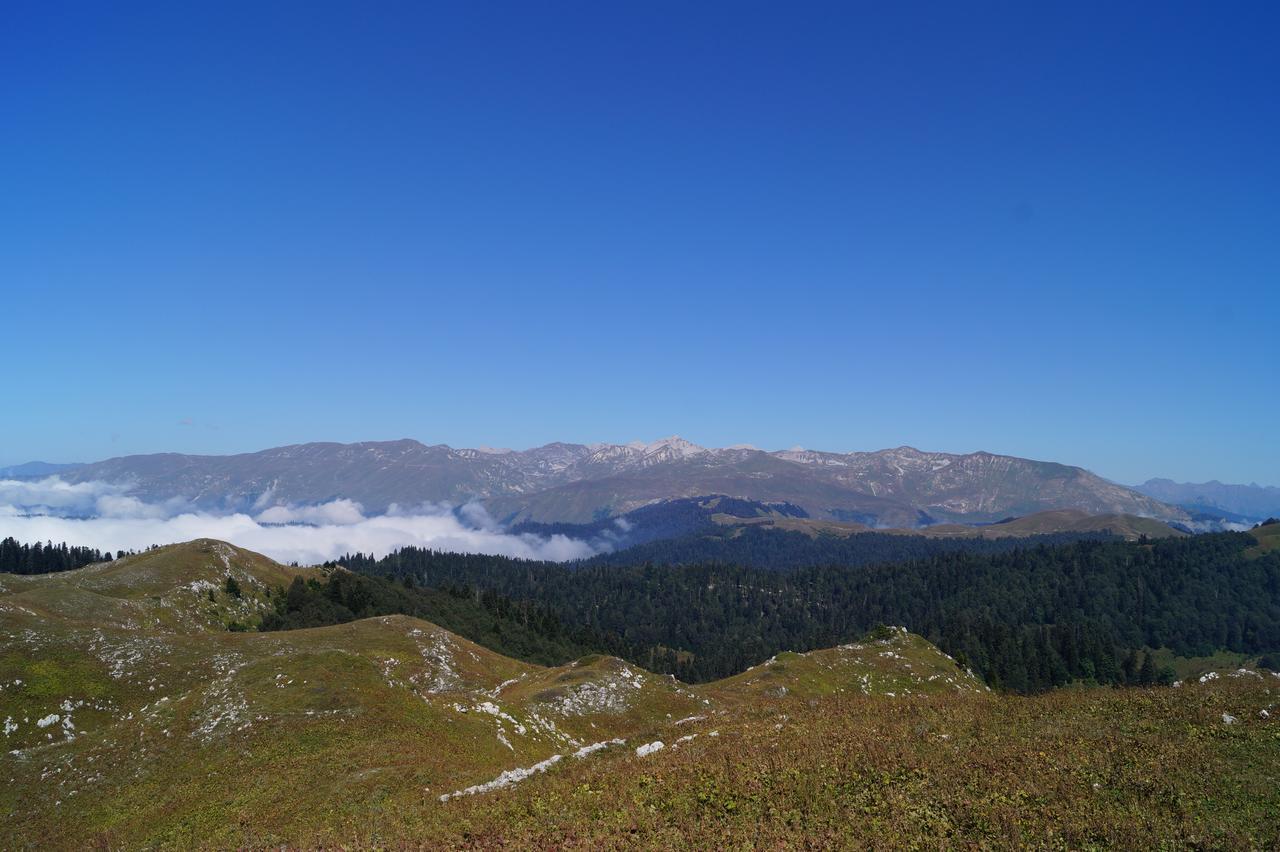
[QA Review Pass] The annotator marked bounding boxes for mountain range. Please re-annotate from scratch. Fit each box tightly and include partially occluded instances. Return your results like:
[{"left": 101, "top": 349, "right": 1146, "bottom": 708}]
[
  {"left": 41, "top": 437, "right": 1191, "bottom": 529},
  {"left": 1134, "top": 478, "right": 1280, "bottom": 521}
]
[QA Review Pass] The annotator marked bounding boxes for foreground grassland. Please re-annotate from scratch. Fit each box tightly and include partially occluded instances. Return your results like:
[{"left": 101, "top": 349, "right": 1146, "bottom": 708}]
[
  {"left": 2, "top": 540, "right": 1278, "bottom": 849},
  {"left": 426, "top": 679, "right": 1280, "bottom": 851}
]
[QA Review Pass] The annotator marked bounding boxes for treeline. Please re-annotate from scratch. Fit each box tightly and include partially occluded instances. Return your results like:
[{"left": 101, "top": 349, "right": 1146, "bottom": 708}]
[
  {"left": 340, "top": 532, "right": 1280, "bottom": 693},
  {"left": 583, "top": 525, "right": 1114, "bottom": 571},
  {"left": 0, "top": 537, "right": 123, "bottom": 575},
  {"left": 260, "top": 570, "right": 602, "bottom": 666}
]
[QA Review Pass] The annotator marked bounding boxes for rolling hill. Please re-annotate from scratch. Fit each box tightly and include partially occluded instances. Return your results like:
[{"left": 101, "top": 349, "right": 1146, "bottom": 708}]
[
  {"left": 2, "top": 540, "right": 981, "bottom": 847},
  {"left": 3, "top": 540, "right": 1277, "bottom": 848},
  {"left": 47, "top": 437, "right": 1190, "bottom": 528}
]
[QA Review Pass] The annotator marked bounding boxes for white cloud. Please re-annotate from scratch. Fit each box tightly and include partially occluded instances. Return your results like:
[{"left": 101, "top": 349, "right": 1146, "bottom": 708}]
[
  {"left": 0, "top": 478, "right": 603, "bottom": 565},
  {"left": 0, "top": 477, "right": 195, "bottom": 519},
  {"left": 0, "top": 477, "right": 130, "bottom": 516},
  {"left": 457, "top": 501, "right": 500, "bottom": 531},
  {"left": 255, "top": 499, "right": 367, "bottom": 526}
]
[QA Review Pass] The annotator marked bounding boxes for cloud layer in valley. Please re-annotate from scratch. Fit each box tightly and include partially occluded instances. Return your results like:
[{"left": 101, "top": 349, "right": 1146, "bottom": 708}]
[{"left": 0, "top": 478, "right": 601, "bottom": 565}]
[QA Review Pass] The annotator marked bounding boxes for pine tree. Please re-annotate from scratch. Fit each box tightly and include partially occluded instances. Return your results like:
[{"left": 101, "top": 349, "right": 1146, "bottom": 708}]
[{"left": 1138, "top": 651, "right": 1157, "bottom": 685}]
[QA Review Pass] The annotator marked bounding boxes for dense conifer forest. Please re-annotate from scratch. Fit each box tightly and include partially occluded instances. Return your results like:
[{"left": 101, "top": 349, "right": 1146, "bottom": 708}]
[
  {"left": 583, "top": 525, "right": 1113, "bottom": 570},
  {"left": 259, "top": 570, "right": 599, "bottom": 666},
  {"left": 0, "top": 537, "right": 117, "bottom": 574},
  {"left": 341, "top": 532, "right": 1280, "bottom": 692}
]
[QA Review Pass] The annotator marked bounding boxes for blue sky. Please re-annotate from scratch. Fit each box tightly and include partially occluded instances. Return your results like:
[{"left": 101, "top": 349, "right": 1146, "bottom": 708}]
[{"left": 2, "top": 2, "right": 1277, "bottom": 485}]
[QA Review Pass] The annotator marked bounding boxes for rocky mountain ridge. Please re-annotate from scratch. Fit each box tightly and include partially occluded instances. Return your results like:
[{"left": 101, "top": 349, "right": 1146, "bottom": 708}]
[{"left": 46, "top": 437, "right": 1189, "bottom": 527}]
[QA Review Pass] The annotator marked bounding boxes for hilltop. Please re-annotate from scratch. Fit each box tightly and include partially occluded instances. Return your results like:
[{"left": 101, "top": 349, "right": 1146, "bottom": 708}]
[
  {"left": 0, "top": 539, "right": 315, "bottom": 633},
  {"left": 3, "top": 540, "right": 1277, "bottom": 848}
]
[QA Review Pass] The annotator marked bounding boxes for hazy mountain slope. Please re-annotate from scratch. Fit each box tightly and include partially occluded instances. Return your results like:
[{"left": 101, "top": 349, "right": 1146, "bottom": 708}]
[
  {"left": 485, "top": 454, "right": 927, "bottom": 525},
  {"left": 0, "top": 540, "right": 986, "bottom": 848},
  {"left": 917, "top": 509, "right": 1186, "bottom": 540},
  {"left": 1136, "top": 478, "right": 1280, "bottom": 519},
  {"left": 703, "top": 506, "right": 1184, "bottom": 541},
  {"left": 0, "top": 461, "right": 81, "bottom": 477},
  {"left": 60, "top": 440, "right": 578, "bottom": 513},
  {"left": 61, "top": 438, "right": 1189, "bottom": 528}
]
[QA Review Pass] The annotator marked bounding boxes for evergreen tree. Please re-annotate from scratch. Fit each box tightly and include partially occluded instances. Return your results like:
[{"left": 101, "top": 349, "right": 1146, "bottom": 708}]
[{"left": 1138, "top": 651, "right": 1157, "bottom": 685}]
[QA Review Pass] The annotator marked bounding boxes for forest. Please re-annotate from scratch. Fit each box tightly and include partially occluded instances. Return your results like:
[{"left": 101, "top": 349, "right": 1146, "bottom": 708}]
[
  {"left": 583, "top": 524, "right": 1113, "bottom": 570},
  {"left": 5, "top": 527, "right": 1277, "bottom": 694},
  {"left": 340, "top": 532, "right": 1280, "bottom": 692},
  {"left": 0, "top": 537, "right": 120, "bottom": 574},
  {"left": 259, "top": 570, "right": 599, "bottom": 666}
]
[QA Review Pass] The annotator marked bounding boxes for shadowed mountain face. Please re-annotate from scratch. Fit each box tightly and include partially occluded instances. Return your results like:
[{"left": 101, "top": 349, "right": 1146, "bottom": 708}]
[{"left": 57, "top": 437, "right": 1188, "bottom": 527}]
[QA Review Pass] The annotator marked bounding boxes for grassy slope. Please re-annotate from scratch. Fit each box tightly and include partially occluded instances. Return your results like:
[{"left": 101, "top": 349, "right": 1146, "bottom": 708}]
[
  {"left": 1247, "top": 521, "right": 1280, "bottom": 556},
  {"left": 707, "top": 627, "right": 988, "bottom": 701},
  {"left": 426, "top": 674, "right": 1280, "bottom": 850},
  {"left": 0, "top": 539, "right": 318, "bottom": 633},
  {"left": 2, "top": 540, "right": 1277, "bottom": 849}
]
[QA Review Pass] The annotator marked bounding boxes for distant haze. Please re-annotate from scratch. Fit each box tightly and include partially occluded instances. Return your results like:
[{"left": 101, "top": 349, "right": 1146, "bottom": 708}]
[{"left": 1134, "top": 479, "right": 1280, "bottom": 520}]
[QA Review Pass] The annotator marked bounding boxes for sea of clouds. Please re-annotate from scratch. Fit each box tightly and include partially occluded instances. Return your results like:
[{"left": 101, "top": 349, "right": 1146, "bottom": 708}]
[{"left": 0, "top": 477, "right": 603, "bottom": 565}]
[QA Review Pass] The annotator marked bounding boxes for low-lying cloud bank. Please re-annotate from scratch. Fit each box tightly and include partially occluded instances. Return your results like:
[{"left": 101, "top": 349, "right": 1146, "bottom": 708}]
[{"left": 0, "top": 478, "right": 601, "bottom": 565}]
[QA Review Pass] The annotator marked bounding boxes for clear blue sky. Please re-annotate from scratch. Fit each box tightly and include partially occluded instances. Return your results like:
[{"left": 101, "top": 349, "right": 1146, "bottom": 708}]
[{"left": 2, "top": 2, "right": 1277, "bottom": 485}]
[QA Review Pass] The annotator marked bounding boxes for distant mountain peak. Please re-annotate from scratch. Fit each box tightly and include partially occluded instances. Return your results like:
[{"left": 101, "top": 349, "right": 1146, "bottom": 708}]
[{"left": 626, "top": 436, "right": 707, "bottom": 458}]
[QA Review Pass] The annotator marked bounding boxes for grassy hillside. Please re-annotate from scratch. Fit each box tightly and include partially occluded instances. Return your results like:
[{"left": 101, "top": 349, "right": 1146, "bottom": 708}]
[
  {"left": 1248, "top": 520, "right": 1280, "bottom": 556},
  {"left": 0, "top": 539, "right": 317, "bottom": 632},
  {"left": 2, "top": 540, "right": 1277, "bottom": 848},
  {"left": 422, "top": 673, "right": 1279, "bottom": 850},
  {"left": 705, "top": 626, "right": 988, "bottom": 701}
]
